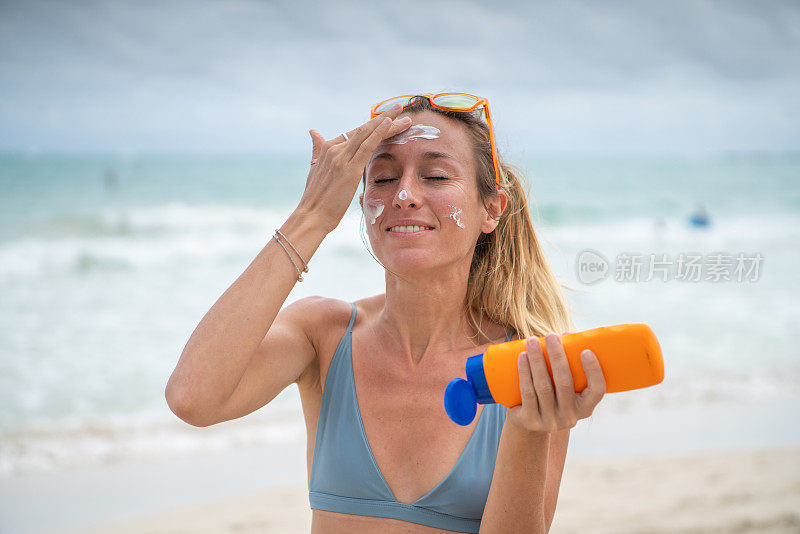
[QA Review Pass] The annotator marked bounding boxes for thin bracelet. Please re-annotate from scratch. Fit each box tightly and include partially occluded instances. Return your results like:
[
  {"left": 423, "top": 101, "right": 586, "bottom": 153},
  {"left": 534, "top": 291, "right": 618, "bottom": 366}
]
[
  {"left": 275, "top": 229, "right": 309, "bottom": 273},
  {"left": 273, "top": 232, "right": 304, "bottom": 282}
]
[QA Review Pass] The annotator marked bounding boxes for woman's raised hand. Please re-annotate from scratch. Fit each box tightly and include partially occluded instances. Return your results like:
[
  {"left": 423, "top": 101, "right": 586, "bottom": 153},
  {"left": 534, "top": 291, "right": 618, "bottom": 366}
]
[
  {"left": 506, "top": 332, "right": 607, "bottom": 434},
  {"left": 298, "top": 104, "right": 412, "bottom": 233}
]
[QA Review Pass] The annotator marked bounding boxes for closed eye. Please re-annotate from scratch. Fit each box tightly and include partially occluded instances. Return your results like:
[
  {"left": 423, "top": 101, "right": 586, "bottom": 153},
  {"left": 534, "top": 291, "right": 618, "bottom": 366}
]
[{"left": 373, "top": 177, "right": 447, "bottom": 184}]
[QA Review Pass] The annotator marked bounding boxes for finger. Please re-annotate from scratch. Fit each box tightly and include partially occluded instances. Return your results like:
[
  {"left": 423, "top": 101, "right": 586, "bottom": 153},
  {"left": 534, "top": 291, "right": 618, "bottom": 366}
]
[
  {"left": 341, "top": 105, "right": 403, "bottom": 145},
  {"left": 545, "top": 333, "right": 576, "bottom": 411},
  {"left": 517, "top": 351, "right": 542, "bottom": 428},
  {"left": 351, "top": 116, "right": 397, "bottom": 165},
  {"left": 383, "top": 116, "right": 413, "bottom": 140},
  {"left": 527, "top": 335, "right": 555, "bottom": 418},
  {"left": 342, "top": 104, "right": 406, "bottom": 157},
  {"left": 309, "top": 129, "right": 326, "bottom": 160},
  {"left": 517, "top": 352, "right": 541, "bottom": 420},
  {"left": 576, "top": 350, "right": 607, "bottom": 417}
]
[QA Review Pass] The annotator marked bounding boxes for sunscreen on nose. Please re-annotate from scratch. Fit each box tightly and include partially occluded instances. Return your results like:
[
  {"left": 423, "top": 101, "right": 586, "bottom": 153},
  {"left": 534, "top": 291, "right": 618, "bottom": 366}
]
[{"left": 444, "top": 323, "right": 665, "bottom": 425}]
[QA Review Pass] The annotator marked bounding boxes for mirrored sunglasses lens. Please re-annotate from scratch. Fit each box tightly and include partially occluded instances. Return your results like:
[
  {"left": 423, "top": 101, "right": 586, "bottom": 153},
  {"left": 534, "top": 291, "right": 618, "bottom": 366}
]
[
  {"left": 432, "top": 94, "right": 480, "bottom": 109},
  {"left": 375, "top": 97, "right": 413, "bottom": 114}
]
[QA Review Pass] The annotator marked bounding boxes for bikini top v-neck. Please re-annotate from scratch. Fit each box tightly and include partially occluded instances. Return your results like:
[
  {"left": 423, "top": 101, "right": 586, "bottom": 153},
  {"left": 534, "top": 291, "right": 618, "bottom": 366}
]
[{"left": 308, "top": 302, "right": 514, "bottom": 533}]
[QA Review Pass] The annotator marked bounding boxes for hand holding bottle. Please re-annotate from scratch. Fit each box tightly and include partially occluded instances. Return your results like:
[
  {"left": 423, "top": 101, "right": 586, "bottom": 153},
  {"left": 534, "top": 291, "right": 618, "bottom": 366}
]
[
  {"left": 506, "top": 332, "right": 606, "bottom": 434},
  {"left": 444, "top": 323, "right": 664, "bottom": 429}
]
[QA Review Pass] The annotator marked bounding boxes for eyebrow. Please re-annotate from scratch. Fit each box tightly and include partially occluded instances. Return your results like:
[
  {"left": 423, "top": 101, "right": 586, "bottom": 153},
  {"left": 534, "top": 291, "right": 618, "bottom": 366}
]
[{"left": 372, "top": 150, "right": 457, "bottom": 162}]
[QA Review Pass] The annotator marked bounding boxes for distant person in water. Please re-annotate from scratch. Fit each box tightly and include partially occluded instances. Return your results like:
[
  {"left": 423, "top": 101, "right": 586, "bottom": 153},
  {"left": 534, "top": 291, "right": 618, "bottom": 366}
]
[
  {"left": 104, "top": 168, "right": 118, "bottom": 192},
  {"left": 689, "top": 203, "right": 711, "bottom": 228}
]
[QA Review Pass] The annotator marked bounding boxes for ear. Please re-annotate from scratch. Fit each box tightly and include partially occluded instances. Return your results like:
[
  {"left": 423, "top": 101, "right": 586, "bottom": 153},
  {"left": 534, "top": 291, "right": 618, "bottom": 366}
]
[{"left": 480, "top": 189, "right": 508, "bottom": 233}]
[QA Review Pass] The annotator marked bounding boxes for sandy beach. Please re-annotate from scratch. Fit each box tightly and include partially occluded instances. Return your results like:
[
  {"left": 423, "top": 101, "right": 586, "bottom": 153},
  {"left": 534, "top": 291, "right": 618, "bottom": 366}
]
[
  {"left": 49, "top": 446, "right": 800, "bottom": 534},
  {"left": 2, "top": 397, "right": 797, "bottom": 534}
]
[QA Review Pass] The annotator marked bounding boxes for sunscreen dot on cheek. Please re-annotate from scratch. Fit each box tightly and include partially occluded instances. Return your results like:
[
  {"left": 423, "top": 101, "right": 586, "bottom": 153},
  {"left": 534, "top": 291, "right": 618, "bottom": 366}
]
[
  {"left": 363, "top": 198, "right": 385, "bottom": 224},
  {"left": 398, "top": 189, "right": 408, "bottom": 200},
  {"left": 448, "top": 204, "right": 465, "bottom": 229}
]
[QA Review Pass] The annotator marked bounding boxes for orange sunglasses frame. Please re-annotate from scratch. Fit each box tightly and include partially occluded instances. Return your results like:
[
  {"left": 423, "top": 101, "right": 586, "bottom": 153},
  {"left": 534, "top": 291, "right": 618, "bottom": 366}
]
[{"left": 370, "top": 93, "right": 500, "bottom": 190}]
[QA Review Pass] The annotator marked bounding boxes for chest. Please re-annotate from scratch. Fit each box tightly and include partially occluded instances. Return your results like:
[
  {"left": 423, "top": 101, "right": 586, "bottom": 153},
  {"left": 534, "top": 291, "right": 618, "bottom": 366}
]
[{"left": 348, "top": 331, "right": 485, "bottom": 504}]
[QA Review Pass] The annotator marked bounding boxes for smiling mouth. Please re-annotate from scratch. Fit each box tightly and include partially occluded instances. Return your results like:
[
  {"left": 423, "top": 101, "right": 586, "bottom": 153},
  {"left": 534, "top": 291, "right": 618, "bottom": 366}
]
[{"left": 387, "top": 225, "right": 435, "bottom": 234}]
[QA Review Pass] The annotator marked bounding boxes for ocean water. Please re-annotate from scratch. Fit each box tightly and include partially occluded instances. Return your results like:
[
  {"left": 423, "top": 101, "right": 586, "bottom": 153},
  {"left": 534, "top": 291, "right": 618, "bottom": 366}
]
[{"left": 1, "top": 152, "right": 799, "bottom": 475}]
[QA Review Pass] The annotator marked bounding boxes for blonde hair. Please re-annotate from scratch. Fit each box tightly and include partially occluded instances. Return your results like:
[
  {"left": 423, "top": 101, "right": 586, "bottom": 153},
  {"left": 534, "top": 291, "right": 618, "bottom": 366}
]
[{"left": 361, "top": 96, "right": 577, "bottom": 342}]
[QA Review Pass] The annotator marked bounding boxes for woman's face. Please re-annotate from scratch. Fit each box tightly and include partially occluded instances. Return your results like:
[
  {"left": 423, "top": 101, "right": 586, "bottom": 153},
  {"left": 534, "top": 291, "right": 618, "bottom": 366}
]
[{"left": 360, "top": 110, "right": 503, "bottom": 274}]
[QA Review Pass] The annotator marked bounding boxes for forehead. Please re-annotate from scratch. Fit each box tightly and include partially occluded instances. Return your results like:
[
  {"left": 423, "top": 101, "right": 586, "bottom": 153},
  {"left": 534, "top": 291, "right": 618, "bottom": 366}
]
[{"left": 368, "top": 110, "right": 472, "bottom": 166}]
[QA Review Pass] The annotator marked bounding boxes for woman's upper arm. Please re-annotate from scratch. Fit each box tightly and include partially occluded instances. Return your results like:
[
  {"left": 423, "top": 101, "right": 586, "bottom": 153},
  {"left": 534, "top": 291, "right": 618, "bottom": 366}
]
[{"left": 201, "top": 295, "right": 324, "bottom": 426}]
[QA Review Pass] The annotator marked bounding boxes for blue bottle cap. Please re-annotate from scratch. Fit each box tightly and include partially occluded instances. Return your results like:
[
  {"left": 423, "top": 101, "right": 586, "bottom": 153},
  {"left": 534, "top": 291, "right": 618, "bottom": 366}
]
[
  {"left": 465, "top": 354, "right": 495, "bottom": 404},
  {"left": 444, "top": 378, "right": 477, "bottom": 426}
]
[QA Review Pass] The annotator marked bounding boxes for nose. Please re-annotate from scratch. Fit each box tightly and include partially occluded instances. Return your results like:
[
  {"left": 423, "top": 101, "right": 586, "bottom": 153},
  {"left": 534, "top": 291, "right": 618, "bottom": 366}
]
[{"left": 393, "top": 175, "right": 421, "bottom": 209}]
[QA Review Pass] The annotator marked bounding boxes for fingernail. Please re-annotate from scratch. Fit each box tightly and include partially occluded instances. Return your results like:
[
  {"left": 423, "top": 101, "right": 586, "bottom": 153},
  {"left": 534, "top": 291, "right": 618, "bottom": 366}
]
[{"left": 581, "top": 351, "right": 593, "bottom": 362}]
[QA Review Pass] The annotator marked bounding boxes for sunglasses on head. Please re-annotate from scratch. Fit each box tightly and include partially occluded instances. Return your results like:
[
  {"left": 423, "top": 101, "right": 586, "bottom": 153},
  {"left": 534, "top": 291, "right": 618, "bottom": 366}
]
[{"left": 370, "top": 93, "right": 500, "bottom": 190}]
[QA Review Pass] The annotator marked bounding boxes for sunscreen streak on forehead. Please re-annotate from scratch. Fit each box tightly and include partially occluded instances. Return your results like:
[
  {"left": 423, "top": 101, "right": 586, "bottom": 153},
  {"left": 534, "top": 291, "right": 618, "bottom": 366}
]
[
  {"left": 448, "top": 204, "right": 465, "bottom": 229},
  {"left": 363, "top": 197, "right": 384, "bottom": 224},
  {"left": 380, "top": 124, "right": 440, "bottom": 145}
]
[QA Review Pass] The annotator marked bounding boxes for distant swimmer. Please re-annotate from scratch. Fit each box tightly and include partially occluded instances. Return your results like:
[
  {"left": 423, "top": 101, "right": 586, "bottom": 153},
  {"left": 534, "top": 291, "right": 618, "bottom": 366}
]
[
  {"left": 689, "top": 203, "right": 710, "bottom": 228},
  {"left": 104, "top": 168, "right": 118, "bottom": 192}
]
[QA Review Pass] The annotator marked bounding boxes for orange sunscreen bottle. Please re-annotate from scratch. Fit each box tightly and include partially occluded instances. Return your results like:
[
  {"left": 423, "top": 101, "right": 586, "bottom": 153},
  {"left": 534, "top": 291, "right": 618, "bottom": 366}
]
[{"left": 444, "top": 323, "right": 665, "bottom": 425}]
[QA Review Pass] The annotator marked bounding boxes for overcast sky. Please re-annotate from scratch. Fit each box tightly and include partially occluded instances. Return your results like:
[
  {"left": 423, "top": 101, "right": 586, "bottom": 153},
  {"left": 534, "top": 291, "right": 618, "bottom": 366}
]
[{"left": 0, "top": 0, "right": 798, "bottom": 155}]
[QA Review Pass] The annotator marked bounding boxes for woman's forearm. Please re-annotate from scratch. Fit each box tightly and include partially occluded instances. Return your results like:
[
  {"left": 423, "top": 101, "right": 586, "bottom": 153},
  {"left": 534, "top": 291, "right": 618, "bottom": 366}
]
[
  {"left": 165, "top": 206, "right": 328, "bottom": 413},
  {"left": 480, "top": 423, "right": 550, "bottom": 534}
]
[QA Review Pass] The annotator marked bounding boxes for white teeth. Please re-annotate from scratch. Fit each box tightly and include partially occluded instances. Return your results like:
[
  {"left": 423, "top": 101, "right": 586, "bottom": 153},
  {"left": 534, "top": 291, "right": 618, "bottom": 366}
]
[{"left": 389, "top": 225, "right": 432, "bottom": 233}]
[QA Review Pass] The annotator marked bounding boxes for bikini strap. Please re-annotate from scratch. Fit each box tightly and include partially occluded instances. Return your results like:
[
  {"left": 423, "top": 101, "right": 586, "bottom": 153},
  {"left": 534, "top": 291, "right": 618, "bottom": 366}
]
[{"left": 346, "top": 302, "right": 357, "bottom": 333}]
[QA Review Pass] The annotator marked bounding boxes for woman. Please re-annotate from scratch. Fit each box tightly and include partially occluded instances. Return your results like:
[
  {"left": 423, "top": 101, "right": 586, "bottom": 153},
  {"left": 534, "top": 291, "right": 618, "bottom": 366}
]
[{"left": 166, "top": 94, "right": 607, "bottom": 533}]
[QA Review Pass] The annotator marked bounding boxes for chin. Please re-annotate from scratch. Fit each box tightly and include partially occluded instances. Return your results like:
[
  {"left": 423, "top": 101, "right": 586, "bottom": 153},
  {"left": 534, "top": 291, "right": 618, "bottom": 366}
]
[{"left": 382, "top": 251, "right": 443, "bottom": 273}]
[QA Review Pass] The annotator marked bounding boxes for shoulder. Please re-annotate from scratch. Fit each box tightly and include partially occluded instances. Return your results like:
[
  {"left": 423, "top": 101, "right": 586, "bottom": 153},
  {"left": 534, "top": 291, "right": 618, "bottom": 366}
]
[
  {"left": 293, "top": 295, "right": 381, "bottom": 390},
  {"left": 292, "top": 295, "right": 383, "bottom": 352},
  {"left": 287, "top": 296, "right": 352, "bottom": 343}
]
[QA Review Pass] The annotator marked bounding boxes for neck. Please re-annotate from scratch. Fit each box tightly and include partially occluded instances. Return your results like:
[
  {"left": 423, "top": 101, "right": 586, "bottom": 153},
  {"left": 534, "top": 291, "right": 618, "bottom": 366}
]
[{"left": 375, "top": 261, "right": 499, "bottom": 366}]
